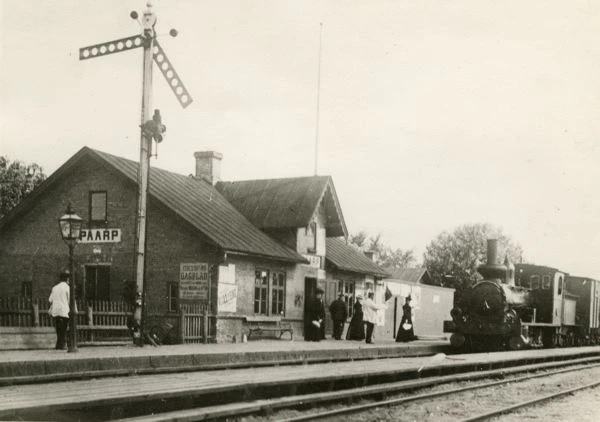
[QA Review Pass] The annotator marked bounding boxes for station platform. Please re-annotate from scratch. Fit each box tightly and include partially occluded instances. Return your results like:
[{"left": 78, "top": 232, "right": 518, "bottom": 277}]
[
  {"left": 1, "top": 345, "right": 599, "bottom": 420},
  {"left": 0, "top": 338, "right": 449, "bottom": 384}
]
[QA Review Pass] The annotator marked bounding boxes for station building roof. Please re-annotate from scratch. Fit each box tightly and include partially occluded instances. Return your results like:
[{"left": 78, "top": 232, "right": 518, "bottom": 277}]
[
  {"left": 384, "top": 267, "right": 432, "bottom": 284},
  {"left": 0, "top": 147, "right": 307, "bottom": 264},
  {"left": 216, "top": 176, "right": 347, "bottom": 237},
  {"left": 325, "top": 237, "right": 390, "bottom": 278}
]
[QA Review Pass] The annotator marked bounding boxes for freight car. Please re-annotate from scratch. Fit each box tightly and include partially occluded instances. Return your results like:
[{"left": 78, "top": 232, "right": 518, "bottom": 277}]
[
  {"left": 444, "top": 239, "right": 600, "bottom": 351},
  {"left": 566, "top": 275, "right": 600, "bottom": 344}
]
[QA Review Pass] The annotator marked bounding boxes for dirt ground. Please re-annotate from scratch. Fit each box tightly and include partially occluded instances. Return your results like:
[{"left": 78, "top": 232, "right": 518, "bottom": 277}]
[
  {"left": 492, "top": 385, "right": 600, "bottom": 422},
  {"left": 250, "top": 364, "right": 600, "bottom": 422}
]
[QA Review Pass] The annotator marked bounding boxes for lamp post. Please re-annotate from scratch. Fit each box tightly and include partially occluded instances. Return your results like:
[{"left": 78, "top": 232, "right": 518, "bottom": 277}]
[{"left": 58, "top": 203, "right": 83, "bottom": 353}]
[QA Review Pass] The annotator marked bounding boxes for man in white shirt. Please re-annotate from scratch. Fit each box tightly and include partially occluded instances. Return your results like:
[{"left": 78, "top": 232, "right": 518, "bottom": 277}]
[
  {"left": 362, "top": 291, "right": 386, "bottom": 344},
  {"left": 48, "top": 271, "right": 71, "bottom": 350}
]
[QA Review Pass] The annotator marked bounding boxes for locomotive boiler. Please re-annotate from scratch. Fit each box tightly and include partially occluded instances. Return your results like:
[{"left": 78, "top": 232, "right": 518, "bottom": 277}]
[{"left": 446, "top": 239, "right": 533, "bottom": 350}]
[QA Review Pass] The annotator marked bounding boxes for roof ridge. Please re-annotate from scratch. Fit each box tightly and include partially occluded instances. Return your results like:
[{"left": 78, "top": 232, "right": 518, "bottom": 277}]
[
  {"left": 90, "top": 147, "right": 201, "bottom": 182},
  {"left": 1, "top": 146, "right": 305, "bottom": 264},
  {"left": 218, "top": 175, "right": 331, "bottom": 184}
]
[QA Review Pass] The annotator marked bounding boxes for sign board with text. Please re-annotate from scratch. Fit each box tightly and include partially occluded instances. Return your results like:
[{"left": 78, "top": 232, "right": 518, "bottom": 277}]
[
  {"left": 179, "top": 263, "right": 209, "bottom": 300},
  {"left": 218, "top": 264, "right": 237, "bottom": 313},
  {"left": 302, "top": 255, "right": 322, "bottom": 269},
  {"left": 78, "top": 228, "right": 121, "bottom": 243}
]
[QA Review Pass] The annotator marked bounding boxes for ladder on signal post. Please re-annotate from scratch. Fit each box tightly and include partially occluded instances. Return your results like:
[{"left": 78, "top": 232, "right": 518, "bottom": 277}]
[{"left": 79, "top": 2, "right": 193, "bottom": 346}]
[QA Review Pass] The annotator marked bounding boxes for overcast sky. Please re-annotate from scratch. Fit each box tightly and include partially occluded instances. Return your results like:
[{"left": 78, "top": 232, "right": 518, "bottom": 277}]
[{"left": 2, "top": 0, "right": 600, "bottom": 277}]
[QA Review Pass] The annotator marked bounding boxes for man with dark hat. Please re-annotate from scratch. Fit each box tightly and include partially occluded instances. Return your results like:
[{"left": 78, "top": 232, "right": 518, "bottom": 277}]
[
  {"left": 305, "top": 287, "right": 326, "bottom": 341},
  {"left": 48, "top": 270, "right": 71, "bottom": 350},
  {"left": 329, "top": 293, "right": 347, "bottom": 340}
]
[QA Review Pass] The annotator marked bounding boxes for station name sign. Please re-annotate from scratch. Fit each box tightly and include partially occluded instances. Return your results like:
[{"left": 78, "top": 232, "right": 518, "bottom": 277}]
[
  {"left": 302, "top": 254, "right": 322, "bottom": 269},
  {"left": 78, "top": 228, "right": 122, "bottom": 243}
]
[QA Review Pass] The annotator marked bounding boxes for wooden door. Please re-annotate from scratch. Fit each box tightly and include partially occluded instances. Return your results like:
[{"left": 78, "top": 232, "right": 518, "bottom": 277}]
[
  {"left": 324, "top": 279, "right": 337, "bottom": 336},
  {"left": 304, "top": 277, "right": 317, "bottom": 335}
]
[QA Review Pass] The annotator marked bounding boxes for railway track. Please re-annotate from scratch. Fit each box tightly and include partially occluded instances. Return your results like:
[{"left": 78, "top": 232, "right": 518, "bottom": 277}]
[
  {"left": 111, "top": 352, "right": 600, "bottom": 422},
  {"left": 278, "top": 361, "right": 600, "bottom": 422},
  {"left": 460, "top": 379, "right": 600, "bottom": 422}
]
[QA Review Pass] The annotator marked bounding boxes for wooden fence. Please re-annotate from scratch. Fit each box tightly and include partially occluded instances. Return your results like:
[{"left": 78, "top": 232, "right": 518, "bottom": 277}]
[
  {"left": 179, "top": 302, "right": 216, "bottom": 344},
  {"left": 0, "top": 297, "right": 214, "bottom": 345}
]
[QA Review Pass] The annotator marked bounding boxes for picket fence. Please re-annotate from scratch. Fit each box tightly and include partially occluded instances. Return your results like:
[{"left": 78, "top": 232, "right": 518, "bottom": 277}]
[{"left": 0, "top": 297, "right": 215, "bottom": 345}]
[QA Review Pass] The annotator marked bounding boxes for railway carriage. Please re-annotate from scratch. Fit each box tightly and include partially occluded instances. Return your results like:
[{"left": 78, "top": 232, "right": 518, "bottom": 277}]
[{"left": 567, "top": 275, "right": 600, "bottom": 344}]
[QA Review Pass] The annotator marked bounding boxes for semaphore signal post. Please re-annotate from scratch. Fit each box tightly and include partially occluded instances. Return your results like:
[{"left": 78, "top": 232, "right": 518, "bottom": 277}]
[{"left": 79, "top": 1, "right": 193, "bottom": 345}]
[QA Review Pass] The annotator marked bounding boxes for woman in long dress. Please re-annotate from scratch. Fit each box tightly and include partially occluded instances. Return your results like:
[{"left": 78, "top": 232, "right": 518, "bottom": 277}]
[
  {"left": 305, "top": 288, "right": 326, "bottom": 341},
  {"left": 396, "top": 296, "right": 416, "bottom": 342},
  {"left": 346, "top": 296, "right": 365, "bottom": 340}
]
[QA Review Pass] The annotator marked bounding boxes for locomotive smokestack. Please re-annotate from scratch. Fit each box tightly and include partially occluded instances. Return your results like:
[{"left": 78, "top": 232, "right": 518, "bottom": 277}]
[
  {"left": 487, "top": 238, "right": 498, "bottom": 265},
  {"left": 477, "top": 238, "right": 506, "bottom": 280}
]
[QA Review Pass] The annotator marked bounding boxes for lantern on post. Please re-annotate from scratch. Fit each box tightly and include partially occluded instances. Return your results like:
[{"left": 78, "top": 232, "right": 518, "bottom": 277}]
[{"left": 58, "top": 203, "right": 83, "bottom": 353}]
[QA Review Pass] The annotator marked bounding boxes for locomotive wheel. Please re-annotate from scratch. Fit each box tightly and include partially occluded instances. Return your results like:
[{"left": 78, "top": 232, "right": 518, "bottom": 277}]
[
  {"left": 450, "top": 333, "right": 466, "bottom": 348},
  {"left": 542, "top": 330, "right": 555, "bottom": 348},
  {"left": 508, "top": 335, "right": 524, "bottom": 350}
]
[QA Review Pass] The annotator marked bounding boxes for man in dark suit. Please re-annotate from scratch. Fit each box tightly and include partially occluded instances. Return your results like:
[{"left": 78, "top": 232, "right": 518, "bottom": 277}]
[
  {"left": 329, "top": 293, "right": 348, "bottom": 340},
  {"left": 305, "top": 287, "right": 326, "bottom": 341}
]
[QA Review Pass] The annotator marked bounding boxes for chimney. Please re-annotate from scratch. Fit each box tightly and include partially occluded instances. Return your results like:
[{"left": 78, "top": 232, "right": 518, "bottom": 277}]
[
  {"left": 486, "top": 238, "right": 498, "bottom": 265},
  {"left": 363, "top": 250, "right": 377, "bottom": 262},
  {"left": 194, "top": 151, "right": 222, "bottom": 185},
  {"left": 477, "top": 238, "right": 506, "bottom": 280}
]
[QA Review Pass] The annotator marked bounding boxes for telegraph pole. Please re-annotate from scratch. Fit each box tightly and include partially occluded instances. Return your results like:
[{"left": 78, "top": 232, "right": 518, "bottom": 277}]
[
  {"left": 79, "top": 2, "right": 193, "bottom": 345},
  {"left": 314, "top": 23, "right": 323, "bottom": 176}
]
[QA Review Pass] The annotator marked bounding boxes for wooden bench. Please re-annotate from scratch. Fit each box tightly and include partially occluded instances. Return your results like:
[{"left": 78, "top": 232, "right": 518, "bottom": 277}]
[
  {"left": 77, "top": 325, "right": 131, "bottom": 344},
  {"left": 245, "top": 316, "right": 293, "bottom": 340}
]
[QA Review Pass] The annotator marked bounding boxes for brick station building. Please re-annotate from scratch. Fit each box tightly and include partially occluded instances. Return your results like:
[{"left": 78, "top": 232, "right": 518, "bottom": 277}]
[{"left": 0, "top": 147, "right": 389, "bottom": 342}]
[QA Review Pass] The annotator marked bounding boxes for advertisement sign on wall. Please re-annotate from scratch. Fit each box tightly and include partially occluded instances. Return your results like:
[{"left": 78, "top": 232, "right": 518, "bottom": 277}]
[
  {"left": 179, "top": 263, "right": 209, "bottom": 300},
  {"left": 218, "top": 264, "right": 237, "bottom": 313}
]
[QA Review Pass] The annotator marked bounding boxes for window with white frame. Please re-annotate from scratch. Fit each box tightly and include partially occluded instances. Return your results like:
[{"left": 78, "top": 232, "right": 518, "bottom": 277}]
[
  {"left": 254, "top": 269, "right": 286, "bottom": 316},
  {"left": 254, "top": 269, "right": 269, "bottom": 315},
  {"left": 271, "top": 271, "right": 286, "bottom": 316}
]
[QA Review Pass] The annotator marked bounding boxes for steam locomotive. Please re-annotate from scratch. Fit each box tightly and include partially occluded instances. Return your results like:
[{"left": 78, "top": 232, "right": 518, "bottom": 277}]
[{"left": 444, "top": 239, "right": 600, "bottom": 351}]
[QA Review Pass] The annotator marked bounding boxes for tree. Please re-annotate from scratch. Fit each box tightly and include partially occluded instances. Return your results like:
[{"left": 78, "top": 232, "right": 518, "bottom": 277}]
[
  {"left": 0, "top": 156, "right": 46, "bottom": 219},
  {"left": 348, "top": 231, "right": 417, "bottom": 269},
  {"left": 423, "top": 223, "right": 523, "bottom": 294}
]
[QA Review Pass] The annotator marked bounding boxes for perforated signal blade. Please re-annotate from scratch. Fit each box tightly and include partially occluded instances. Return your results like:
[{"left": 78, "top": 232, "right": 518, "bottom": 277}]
[
  {"left": 79, "top": 35, "right": 144, "bottom": 60},
  {"left": 153, "top": 40, "right": 193, "bottom": 108}
]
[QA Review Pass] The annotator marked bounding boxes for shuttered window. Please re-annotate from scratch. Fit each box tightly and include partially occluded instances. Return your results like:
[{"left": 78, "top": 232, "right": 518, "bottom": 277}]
[{"left": 89, "top": 191, "right": 107, "bottom": 224}]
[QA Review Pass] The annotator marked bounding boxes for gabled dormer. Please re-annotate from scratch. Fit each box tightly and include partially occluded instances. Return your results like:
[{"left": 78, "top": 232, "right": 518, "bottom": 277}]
[{"left": 216, "top": 176, "right": 347, "bottom": 259}]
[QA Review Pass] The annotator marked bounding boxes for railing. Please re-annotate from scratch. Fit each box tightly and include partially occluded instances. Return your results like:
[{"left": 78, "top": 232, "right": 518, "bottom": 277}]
[
  {"left": 0, "top": 297, "right": 49, "bottom": 327},
  {"left": 0, "top": 297, "right": 133, "bottom": 344},
  {"left": 0, "top": 297, "right": 215, "bottom": 344}
]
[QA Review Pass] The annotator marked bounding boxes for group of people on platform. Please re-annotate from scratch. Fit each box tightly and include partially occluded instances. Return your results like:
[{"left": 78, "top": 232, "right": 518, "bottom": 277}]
[{"left": 304, "top": 287, "right": 416, "bottom": 344}]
